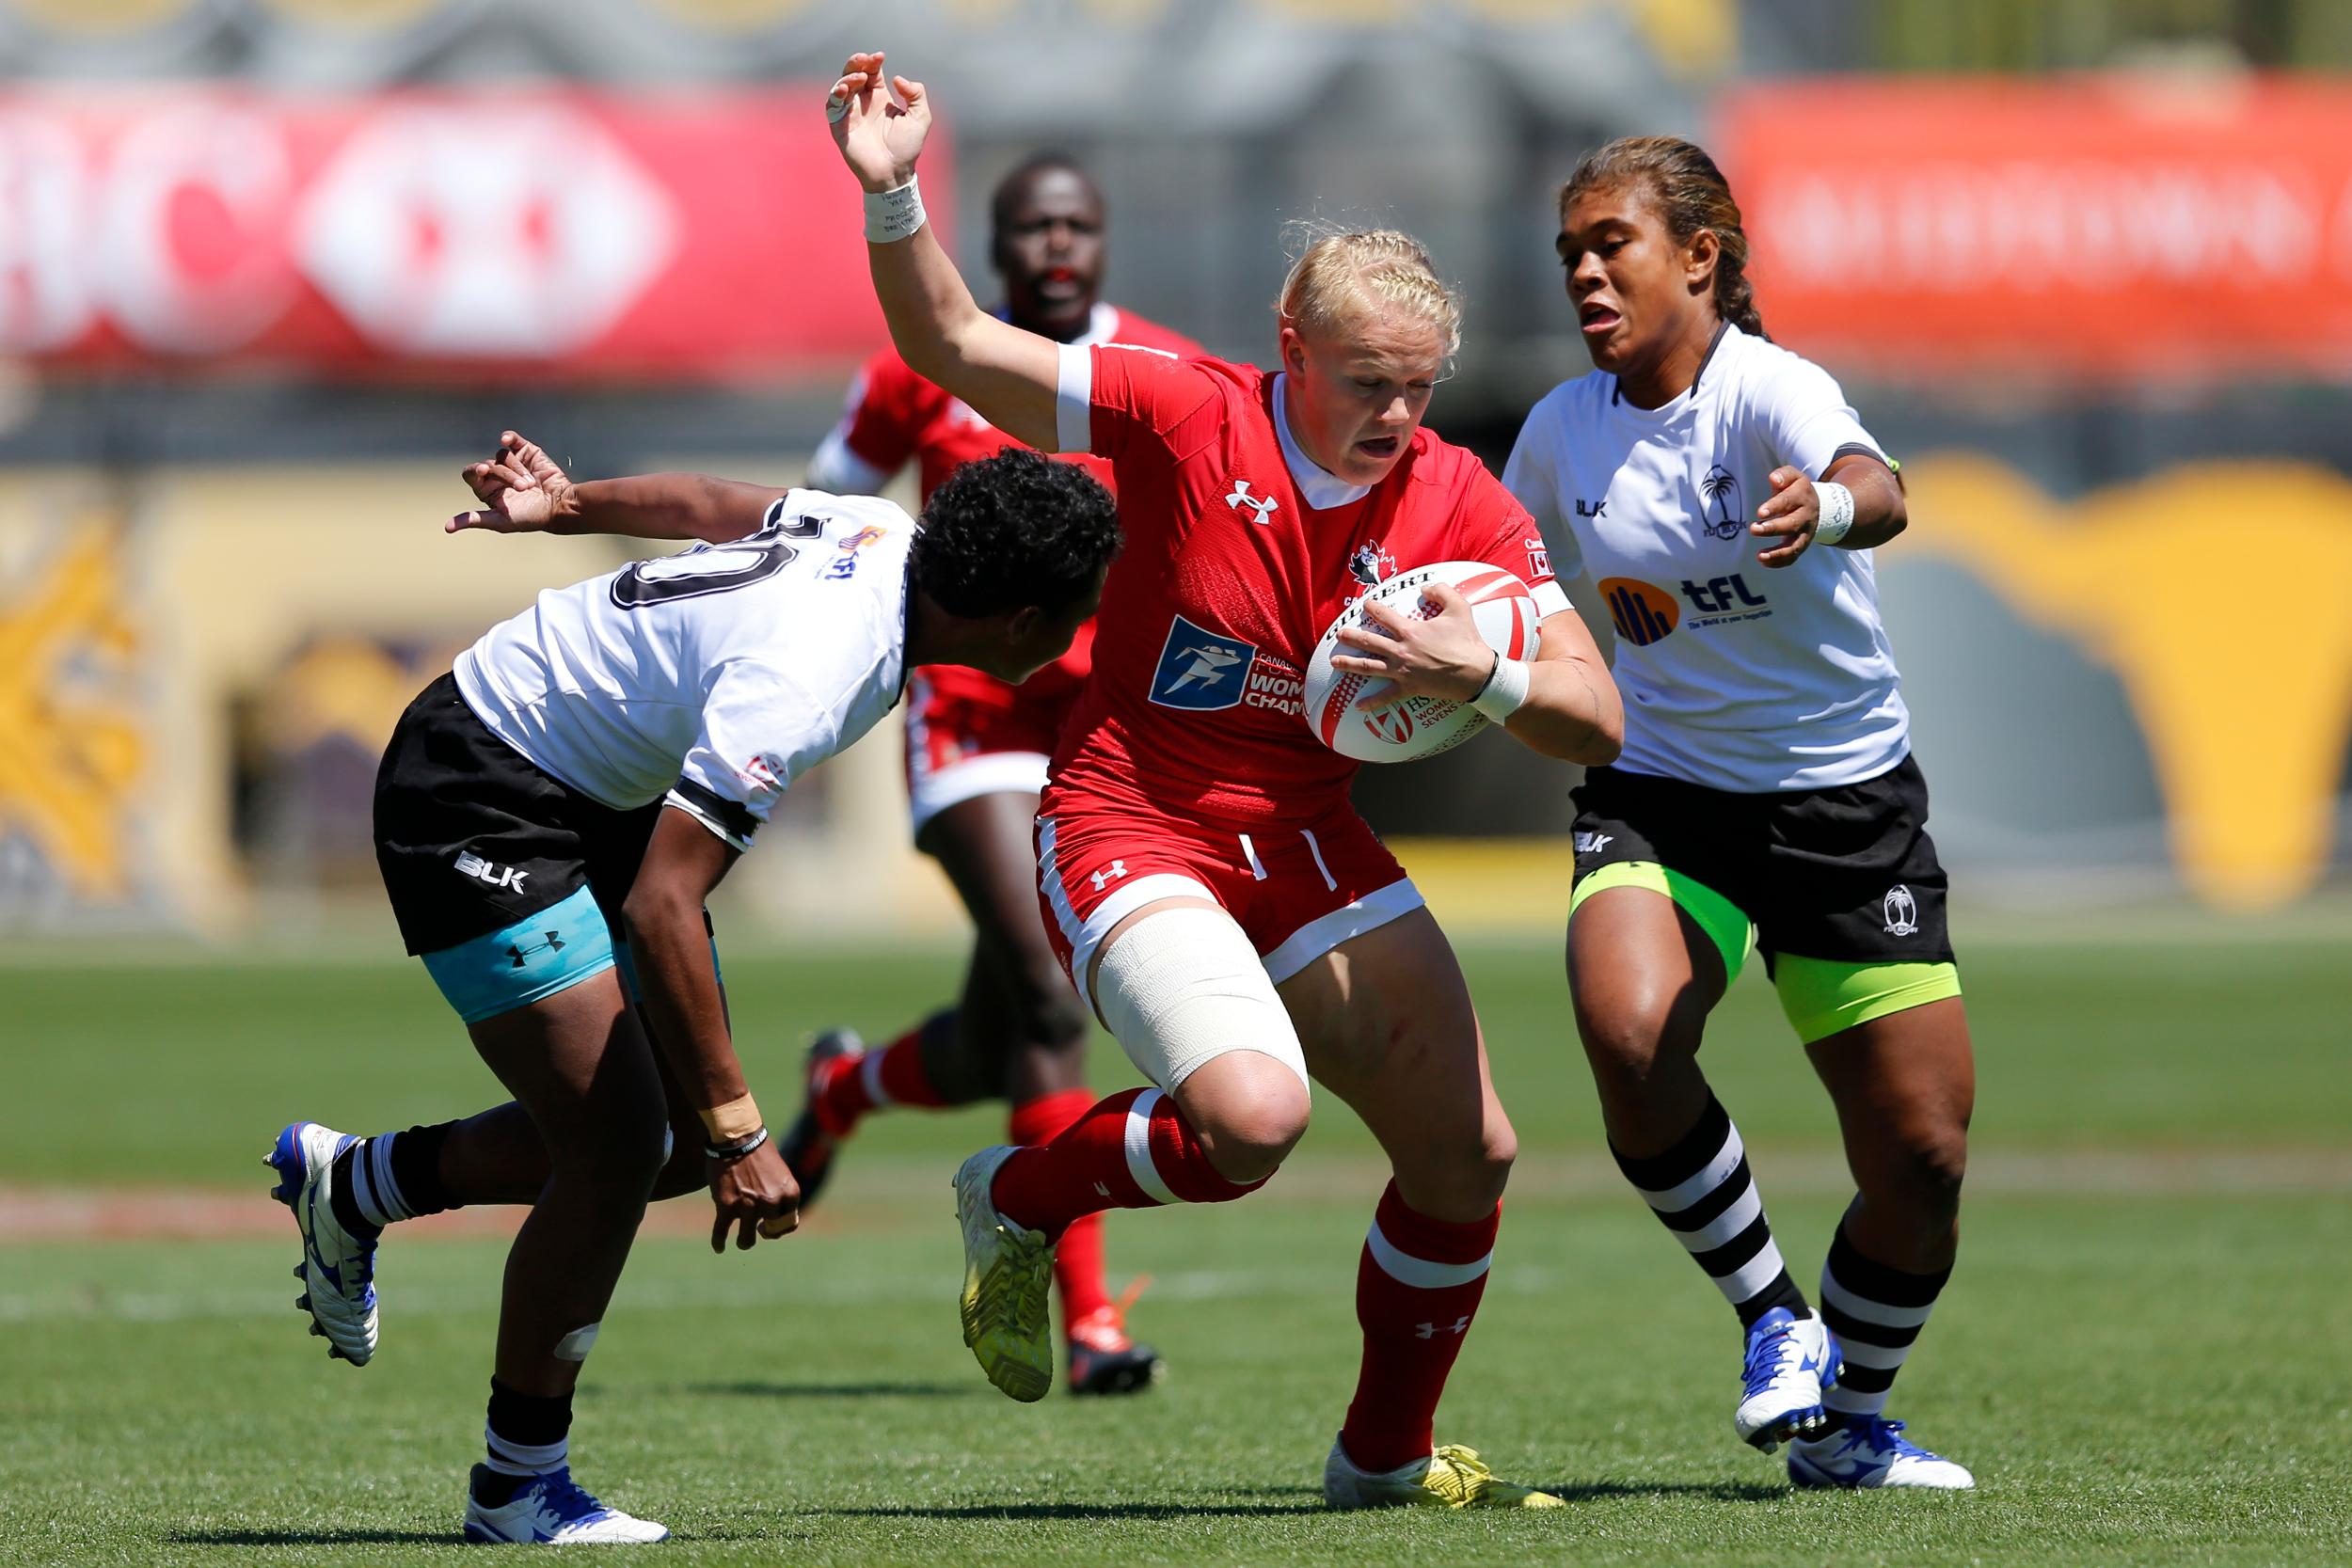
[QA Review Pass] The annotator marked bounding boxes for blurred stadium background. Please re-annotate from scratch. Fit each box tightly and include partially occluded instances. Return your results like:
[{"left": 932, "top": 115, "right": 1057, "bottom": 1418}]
[{"left": 5, "top": 0, "right": 2351, "bottom": 942}]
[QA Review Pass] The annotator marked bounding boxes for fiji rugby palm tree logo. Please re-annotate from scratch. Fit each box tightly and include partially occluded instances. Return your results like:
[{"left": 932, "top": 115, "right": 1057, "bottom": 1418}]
[{"left": 1701, "top": 466, "right": 1743, "bottom": 541}]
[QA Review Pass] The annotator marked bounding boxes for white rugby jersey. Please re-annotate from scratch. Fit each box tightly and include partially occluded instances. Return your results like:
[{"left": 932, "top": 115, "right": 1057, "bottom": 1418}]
[
  {"left": 1503, "top": 324, "right": 1906, "bottom": 792},
  {"left": 453, "top": 490, "right": 915, "bottom": 851}
]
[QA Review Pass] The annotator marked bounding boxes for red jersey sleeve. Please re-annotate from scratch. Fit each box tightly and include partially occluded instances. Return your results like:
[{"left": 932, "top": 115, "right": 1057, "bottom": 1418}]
[
  {"left": 808, "top": 350, "right": 924, "bottom": 495},
  {"left": 1056, "top": 341, "right": 1228, "bottom": 467}
]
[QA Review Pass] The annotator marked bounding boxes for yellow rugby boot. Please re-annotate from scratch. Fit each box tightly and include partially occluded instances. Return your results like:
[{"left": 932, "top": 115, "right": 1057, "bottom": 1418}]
[
  {"left": 1324, "top": 1437, "right": 1566, "bottom": 1510},
  {"left": 953, "top": 1146, "right": 1055, "bottom": 1402}
]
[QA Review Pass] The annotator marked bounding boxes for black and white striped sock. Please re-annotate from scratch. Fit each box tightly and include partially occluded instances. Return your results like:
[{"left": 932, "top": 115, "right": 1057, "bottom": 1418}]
[
  {"left": 483, "top": 1378, "right": 573, "bottom": 1482},
  {"left": 1820, "top": 1220, "right": 1950, "bottom": 1424},
  {"left": 1613, "top": 1092, "right": 1809, "bottom": 1328},
  {"left": 329, "top": 1121, "right": 458, "bottom": 1236}
]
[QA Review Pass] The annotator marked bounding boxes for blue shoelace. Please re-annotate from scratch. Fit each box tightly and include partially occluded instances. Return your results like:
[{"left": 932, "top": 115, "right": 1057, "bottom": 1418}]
[
  {"left": 1741, "top": 1322, "right": 1805, "bottom": 1401},
  {"left": 532, "top": 1470, "right": 614, "bottom": 1526}
]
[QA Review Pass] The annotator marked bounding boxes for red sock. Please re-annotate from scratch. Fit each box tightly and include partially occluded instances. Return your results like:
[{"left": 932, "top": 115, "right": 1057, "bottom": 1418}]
[
  {"left": 1340, "top": 1181, "right": 1500, "bottom": 1474},
  {"left": 814, "top": 1024, "right": 946, "bottom": 1136},
  {"left": 990, "top": 1085, "right": 1263, "bottom": 1238},
  {"left": 1009, "top": 1089, "right": 1113, "bottom": 1327}
]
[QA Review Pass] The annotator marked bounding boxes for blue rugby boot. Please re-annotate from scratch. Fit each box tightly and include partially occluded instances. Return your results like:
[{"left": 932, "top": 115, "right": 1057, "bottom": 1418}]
[
  {"left": 1788, "top": 1415, "right": 1975, "bottom": 1490},
  {"left": 266, "top": 1120, "right": 378, "bottom": 1366},
  {"left": 1734, "top": 1307, "right": 1839, "bottom": 1451},
  {"left": 463, "top": 1465, "right": 670, "bottom": 1544}
]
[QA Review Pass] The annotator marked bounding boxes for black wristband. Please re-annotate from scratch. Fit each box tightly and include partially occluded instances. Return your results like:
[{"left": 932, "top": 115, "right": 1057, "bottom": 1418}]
[{"left": 705, "top": 1125, "right": 770, "bottom": 1162}]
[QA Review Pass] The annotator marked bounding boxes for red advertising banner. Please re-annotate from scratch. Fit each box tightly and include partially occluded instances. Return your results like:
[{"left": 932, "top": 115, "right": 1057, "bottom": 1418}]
[
  {"left": 0, "top": 89, "right": 946, "bottom": 381},
  {"left": 1715, "top": 77, "right": 2352, "bottom": 381}
]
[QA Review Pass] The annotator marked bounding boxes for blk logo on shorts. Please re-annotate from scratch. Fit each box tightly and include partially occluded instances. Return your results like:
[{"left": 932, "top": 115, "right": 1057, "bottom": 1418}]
[
  {"left": 454, "top": 850, "right": 529, "bottom": 892},
  {"left": 1883, "top": 884, "right": 1920, "bottom": 937},
  {"left": 1149, "top": 614, "right": 1257, "bottom": 710},
  {"left": 1598, "top": 578, "right": 1679, "bottom": 646}
]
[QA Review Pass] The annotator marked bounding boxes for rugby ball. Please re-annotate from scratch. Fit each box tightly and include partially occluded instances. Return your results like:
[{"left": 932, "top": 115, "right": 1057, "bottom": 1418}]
[{"left": 1303, "top": 560, "right": 1542, "bottom": 763}]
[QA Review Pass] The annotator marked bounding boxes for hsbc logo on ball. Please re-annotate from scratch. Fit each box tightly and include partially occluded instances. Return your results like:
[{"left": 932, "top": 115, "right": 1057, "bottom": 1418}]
[{"left": 0, "top": 90, "right": 886, "bottom": 373}]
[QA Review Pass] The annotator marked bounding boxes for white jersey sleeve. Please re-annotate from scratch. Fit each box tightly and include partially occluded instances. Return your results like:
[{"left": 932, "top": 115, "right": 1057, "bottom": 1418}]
[
  {"left": 1502, "top": 402, "right": 1586, "bottom": 587},
  {"left": 1746, "top": 353, "right": 1886, "bottom": 480}
]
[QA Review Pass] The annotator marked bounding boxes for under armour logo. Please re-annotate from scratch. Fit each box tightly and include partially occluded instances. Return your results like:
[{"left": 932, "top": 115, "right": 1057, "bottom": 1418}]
[
  {"left": 1414, "top": 1315, "right": 1471, "bottom": 1339},
  {"left": 506, "top": 931, "right": 566, "bottom": 969},
  {"left": 1225, "top": 480, "right": 1279, "bottom": 524},
  {"left": 1090, "top": 861, "right": 1129, "bottom": 891}
]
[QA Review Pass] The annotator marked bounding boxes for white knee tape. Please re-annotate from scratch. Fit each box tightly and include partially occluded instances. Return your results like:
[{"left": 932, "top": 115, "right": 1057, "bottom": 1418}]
[
  {"left": 1093, "top": 906, "right": 1309, "bottom": 1093},
  {"left": 553, "top": 1322, "right": 600, "bottom": 1362}
]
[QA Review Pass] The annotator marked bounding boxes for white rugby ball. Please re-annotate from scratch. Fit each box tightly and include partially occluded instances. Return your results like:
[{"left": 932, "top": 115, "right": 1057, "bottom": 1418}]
[{"left": 1303, "top": 560, "right": 1542, "bottom": 763}]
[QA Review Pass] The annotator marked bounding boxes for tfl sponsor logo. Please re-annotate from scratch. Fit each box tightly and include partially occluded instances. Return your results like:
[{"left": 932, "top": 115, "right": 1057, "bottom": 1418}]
[
  {"left": 1598, "top": 577, "right": 1679, "bottom": 646},
  {"left": 1680, "top": 574, "right": 1769, "bottom": 614},
  {"left": 1149, "top": 615, "right": 1257, "bottom": 710}
]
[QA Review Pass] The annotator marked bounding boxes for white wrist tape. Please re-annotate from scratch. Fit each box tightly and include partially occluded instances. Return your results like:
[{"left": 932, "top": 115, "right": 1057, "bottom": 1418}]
[
  {"left": 864, "top": 176, "right": 925, "bottom": 244},
  {"left": 1470, "top": 655, "right": 1532, "bottom": 723},
  {"left": 1812, "top": 481, "right": 1855, "bottom": 546}
]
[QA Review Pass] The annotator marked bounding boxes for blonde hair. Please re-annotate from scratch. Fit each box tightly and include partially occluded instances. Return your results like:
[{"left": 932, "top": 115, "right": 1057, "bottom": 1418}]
[{"left": 1275, "top": 226, "right": 1463, "bottom": 364}]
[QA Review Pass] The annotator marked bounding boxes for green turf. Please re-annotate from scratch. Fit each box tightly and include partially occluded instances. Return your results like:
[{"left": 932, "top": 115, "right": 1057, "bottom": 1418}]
[{"left": 2, "top": 932, "right": 2347, "bottom": 1564}]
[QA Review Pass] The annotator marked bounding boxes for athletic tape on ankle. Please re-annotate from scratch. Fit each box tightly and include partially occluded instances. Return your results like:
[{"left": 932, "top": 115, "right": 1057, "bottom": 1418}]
[
  {"left": 698, "top": 1095, "right": 761, "bottom": 1141},
  {"left": 552, "top": 1322, "right": 599, "bottom": 1362}
]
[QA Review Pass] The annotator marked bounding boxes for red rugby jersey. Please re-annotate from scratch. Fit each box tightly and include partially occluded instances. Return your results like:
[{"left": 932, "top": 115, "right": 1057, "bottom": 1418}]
[
  {"left": 1046, "top": 346, "right": 1567, "bottom": 828},
  {"left": 807, "top": 304, "right": 1201, "bottom": 715}
]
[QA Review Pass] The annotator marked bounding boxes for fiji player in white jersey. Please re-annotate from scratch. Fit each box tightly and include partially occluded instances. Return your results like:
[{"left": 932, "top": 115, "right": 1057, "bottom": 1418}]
[
  {"left": 264, "top": 441, "right": 1118, "bottom": 1543},
  {"left": 1505, "top": 137, "right": 1976, "bottom": 1491}
]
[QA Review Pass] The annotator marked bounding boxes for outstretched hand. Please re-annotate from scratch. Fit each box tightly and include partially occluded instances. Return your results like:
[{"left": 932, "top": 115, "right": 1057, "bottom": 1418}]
[
  {"left": 826, "top": 50, "right": 931, "bottom": 194},
  {"left": 452, "top": 431, "right": 576, "bottom": 535}
]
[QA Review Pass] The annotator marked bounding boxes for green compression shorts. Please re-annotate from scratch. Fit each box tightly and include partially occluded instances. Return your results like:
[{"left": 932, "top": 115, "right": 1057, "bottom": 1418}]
[{"left": 1568, "top": 860, "right": 1961, "bottom": 1044}]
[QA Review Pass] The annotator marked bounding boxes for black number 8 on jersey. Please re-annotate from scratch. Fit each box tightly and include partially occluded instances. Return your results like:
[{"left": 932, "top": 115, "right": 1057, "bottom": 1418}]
[{"left": 608, "top": 507, "right": 826, "bottom": 610}]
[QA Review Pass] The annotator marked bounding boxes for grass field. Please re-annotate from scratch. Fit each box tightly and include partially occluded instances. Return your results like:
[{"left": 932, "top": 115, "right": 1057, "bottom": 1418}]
[{"left": 3, "top": 927, "right": 2349, "bottom": 1565}]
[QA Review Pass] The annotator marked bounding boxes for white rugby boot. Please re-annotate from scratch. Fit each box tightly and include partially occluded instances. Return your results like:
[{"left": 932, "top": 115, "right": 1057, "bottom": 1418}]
[
  {"left": 265, "top": 1120, "right": 378, "bottom": 1366},
  {"left": 1735, "top": 1306, "right": 1839, "bottom": 1451},
  {"left": 952, "top": 1145, "right": 1055, "bottom": 1402},
  {"left": 463, "top": 1466, "right": 670, "bottom": 1544},
  {"left": 1788, "top": 1416, "right": 1976, "bottom": 1490}
]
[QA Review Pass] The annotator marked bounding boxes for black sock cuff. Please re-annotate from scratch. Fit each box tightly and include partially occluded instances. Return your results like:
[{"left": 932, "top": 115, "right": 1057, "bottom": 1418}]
[
  {"left": 1610, "top": 1092, "right": 1733, "bottom": 1191},
  {"left": 1733, "top": 1270, "right": 1811, "bottom": 1328},
  {"left": 388, "top": 1120, "right": 460, "bottom": 1217},
  {"left": 486, "top": 1378, "right": 574, "bottom": 1448},
  {"left": 1826, "top": 1220, "right": 1951, "bottom": 1307}
]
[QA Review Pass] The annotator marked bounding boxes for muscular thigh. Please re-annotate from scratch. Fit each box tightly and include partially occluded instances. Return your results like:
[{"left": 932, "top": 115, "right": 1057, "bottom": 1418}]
[{"left": 1280, "top": 909, "right": 1503, "bottom": 1173}]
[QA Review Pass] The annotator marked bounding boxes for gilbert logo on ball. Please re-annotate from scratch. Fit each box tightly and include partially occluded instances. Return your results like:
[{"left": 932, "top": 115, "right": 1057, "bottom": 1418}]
[{"left": 1302, "top": 561, "right": 1541, "bottom": 763}]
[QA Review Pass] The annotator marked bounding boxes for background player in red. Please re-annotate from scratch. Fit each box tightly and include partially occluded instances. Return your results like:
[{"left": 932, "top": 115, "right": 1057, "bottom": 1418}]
[
  {"left": 828, "top": 53, "right": 1624, "bottom": 1508},
  {"left": 788, "top": 152, "right": 1204, "bottom": 1397}
]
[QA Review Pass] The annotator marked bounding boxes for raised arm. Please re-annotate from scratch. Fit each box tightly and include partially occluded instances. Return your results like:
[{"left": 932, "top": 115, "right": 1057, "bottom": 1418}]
[
  {"left": 451, "top": 431, "right": 783, "bottom": 545},
  {"left": 826, "top": 51, "right": 1063, "bottom": 451}
]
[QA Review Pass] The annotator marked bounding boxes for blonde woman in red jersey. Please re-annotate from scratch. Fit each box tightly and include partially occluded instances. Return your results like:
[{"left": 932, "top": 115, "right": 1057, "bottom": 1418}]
[
  {"left": 828, "top": 54, "right": 1621, "bottom": 1508},
  {"left": 787, "top": 154, "right": 1204, "bottom": 1400}
]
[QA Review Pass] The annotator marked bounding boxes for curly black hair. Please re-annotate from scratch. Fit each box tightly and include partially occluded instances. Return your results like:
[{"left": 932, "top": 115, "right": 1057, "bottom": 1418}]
[{"left": 912, "top": 447, "right": 1121, "bottom": 618}]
